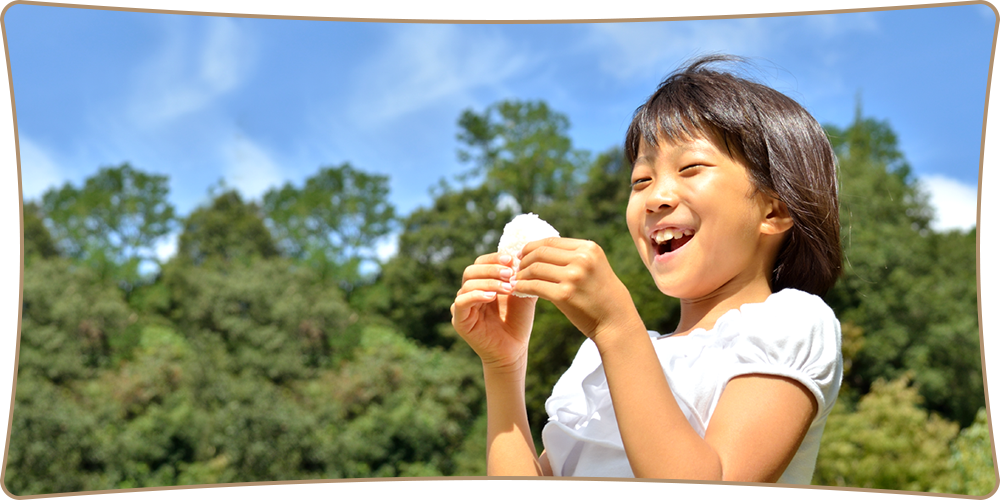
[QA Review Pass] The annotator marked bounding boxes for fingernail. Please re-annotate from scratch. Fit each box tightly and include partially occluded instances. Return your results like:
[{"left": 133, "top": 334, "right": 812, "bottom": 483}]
[
  {"left": 498, "top": 254, "right": 512, "bottom": 265},
  {"left": 483, "top": 291, "right": 497, "bottom": 299},
  {"left": 499, "top": 268, "right": 513, "bottom": 279},
  {"left": 501, "top": 282, "right": 512, "bottom": 291}
]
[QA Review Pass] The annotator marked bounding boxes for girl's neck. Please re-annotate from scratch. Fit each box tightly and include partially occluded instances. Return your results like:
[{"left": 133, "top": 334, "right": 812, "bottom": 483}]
[{"left": 671, "top": 274, "right": 775, "bottom": 337}]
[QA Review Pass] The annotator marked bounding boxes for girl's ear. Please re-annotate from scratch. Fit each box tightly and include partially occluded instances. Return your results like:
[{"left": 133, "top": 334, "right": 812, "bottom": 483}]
[{"left": 760, "top": 197, "right": 794, "bottom": 235}]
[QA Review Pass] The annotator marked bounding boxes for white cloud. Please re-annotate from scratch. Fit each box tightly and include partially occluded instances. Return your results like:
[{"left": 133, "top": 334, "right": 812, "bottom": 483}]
[
  {"left": 199, "top": 17, "right": 249, "bottom": 92},
  {"left": 919, "top": 174, "right": 979, "bottom": 231},
  {"left": 584, "top": 13, "right": 880, "bottom": 84},
  {"left": 350, "top": 24, "right": 529, "bottom": 126},
  {"left": 222, "top": 134, "right": 284, "bottom": 201},
  {"left": 584, "top": 18, "right": 770, "bottom": 81},
  {"left": 17, "top": 136, "right": 64, "bottom": 201},
  {"left": 800, "top": 11, "right": 879, "bottom": 38},
  {"left": 129, "top": 17, "right": 255, "bottom": 126}
]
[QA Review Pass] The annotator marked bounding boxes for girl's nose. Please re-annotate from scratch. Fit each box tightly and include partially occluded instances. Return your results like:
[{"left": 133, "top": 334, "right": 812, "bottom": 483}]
[{"left": 645, "top": 178, "right": 678, "bottom": 212}]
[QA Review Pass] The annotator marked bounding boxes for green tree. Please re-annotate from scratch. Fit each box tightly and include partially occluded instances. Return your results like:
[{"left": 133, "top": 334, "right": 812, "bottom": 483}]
[
  {"left": 933, "top": 407, "right": 997, "bottom": 495},
  {"left": 313, "top": 326, "right": 484, "bottom": 478},
  {"left": 262, "top": 164, "right": 396, "bottom": 286},
  {"left": 7, "top": 257, "right": 141, "bottom": 494},
  {"left": 21, "top": 201, "right": 59, "bottom": 263},
  {"left": 813, "top": 374, "right": 959, "bottom": 491},
  {"left": 40, "top": 163, "right": 175, "bottom": 288},
  {"left": 824, "top": 103, "right": 982, "bottom": 425},
  {"left": 17, "top": 258, "right": 134, "bottom": 382},
  {"left": 161, "top": 258, "right": 356, "bottom": 381},
  {"left": 175, "top": 189, "right": 277, "bottom": 267},
  {"left": 4, "top": 373, "right": 117, "bottom": 494},
  {"left": 457, "top": 100, "right": 584, "bottom": 214}
]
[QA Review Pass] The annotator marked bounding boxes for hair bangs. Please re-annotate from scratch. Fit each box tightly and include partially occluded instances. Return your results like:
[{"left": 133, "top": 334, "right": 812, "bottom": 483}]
[{"left": 626, "top": 65, "right": 751, "bottom": 169}]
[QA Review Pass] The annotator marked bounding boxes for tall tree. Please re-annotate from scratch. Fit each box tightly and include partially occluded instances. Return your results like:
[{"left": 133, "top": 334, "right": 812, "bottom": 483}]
[
  {"left": 457, "top": 100, "right": 584, "bottom": 214},
  {"left": 261, "top": 164, "right": 396, "bottom": 286},
  {"left": 40, "top": 163, "right": 175, "bottom": 287},
  {"left": 813, "top": 375, "right": 959, "bottom": 491},
  {"left": 21, "top": 201, "right": 59, "bottom": 263},
  {"left": 174, "top": 189, "right": 278, "bottom": 267},
  {"left": 824, "top": 102, "right": 982, "bottom": 425}
]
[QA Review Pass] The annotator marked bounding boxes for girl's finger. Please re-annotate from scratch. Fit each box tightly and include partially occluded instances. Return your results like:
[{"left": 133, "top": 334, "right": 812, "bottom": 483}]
[
  {"left": 453, "top": 289, "right": 498, "bottom": 309},
  {"left": 458, "top": 278, "right": 515, "bottom": 296},
  {"left": 514, "top": 261, "right": 569, "bottom": 285},
  {"left": 509, "top": 277, "right": 566, "bottom": 303},
  {"left": 519, "top": 237, "right": 590, "bottom": 257},
  {"left": 474, "top": 252, "right": 514, "bottom": 266},
  {"left": 463, "top": 263, "right": 515, "bottom": 283},
  {"left": 451, "top": 289, "right": 498, "bottom": 325},
  {"left": 451, "top": 289, "right": 497, "bottom": 317},
  {"left": 516, "top": 244, "right": 578, "bottom": 269}
]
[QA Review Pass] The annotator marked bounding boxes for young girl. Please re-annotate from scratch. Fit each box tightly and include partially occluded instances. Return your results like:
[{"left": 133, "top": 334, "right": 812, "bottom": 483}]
[{"left": 450, "top": 55, "right": 843, "bottom": 483}]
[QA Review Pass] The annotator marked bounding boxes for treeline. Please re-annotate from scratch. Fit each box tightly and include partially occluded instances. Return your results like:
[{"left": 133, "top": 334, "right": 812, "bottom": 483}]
[{"left": 5, "top": 99, "right": 991, "bottom": 495}]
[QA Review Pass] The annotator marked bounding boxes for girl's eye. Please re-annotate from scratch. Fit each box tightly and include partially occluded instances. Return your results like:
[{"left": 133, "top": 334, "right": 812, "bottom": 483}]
[
  {"left": 630, "top": 178, "right": 651, "bottom": 189},
  {"left": 680, "top": 164, "right": 701, "bottom": 172}
]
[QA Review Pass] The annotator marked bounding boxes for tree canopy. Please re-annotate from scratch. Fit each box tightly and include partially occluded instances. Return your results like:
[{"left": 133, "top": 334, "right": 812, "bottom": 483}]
[
  {"left": 40, "top": 163, "right": 175, "bottom": 288},
  {"left": 261, "top": 163, "right": 396, "bottom": 286}
]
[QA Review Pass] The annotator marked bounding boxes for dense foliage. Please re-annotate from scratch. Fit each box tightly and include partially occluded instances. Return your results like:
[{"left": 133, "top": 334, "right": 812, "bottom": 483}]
[{"left": 6, "top": 99, "right": 990, "bottom": 495}]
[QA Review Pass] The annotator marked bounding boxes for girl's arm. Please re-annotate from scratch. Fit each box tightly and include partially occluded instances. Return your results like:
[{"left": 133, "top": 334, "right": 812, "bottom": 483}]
[
  {"left": 481, "top": 358, "right": 545, "bottom": 476},
  {"left": 514, "top": 238, "right": 817, "bottom": 481}
]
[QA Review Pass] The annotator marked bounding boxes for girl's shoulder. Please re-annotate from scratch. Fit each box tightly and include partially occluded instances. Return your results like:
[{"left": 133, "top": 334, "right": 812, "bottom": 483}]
[
  {"left": 757, "top": 287, "right": 835, "bottom": 315},
  {"left": 718, "top": 288, "right": 843, "bottom": 413},
  {"left": 715, "top": 288, "right": 840, "bottom": 356},
  {"left": 722, "top": 287, "right": 839, "bottom": 342}
]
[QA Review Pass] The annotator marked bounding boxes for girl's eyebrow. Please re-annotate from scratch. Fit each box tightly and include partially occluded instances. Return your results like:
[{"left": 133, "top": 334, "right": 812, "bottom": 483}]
[
  {"left": 631, "top": 155, "right": 653, "bottom": 173},
  {"left": 634, "top": 155, "right": 651, "bottom": 164}
]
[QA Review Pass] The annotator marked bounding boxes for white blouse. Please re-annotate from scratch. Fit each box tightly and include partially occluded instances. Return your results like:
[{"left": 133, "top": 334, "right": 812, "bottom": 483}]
[{"left": 540, "top": 288, "right": 843, "bottom": 483}]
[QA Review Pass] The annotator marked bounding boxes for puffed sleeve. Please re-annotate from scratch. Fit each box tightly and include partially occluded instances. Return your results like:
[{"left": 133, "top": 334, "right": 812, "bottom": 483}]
[{"left": 721, "top": 289, "right": 843, "bottom": 418}]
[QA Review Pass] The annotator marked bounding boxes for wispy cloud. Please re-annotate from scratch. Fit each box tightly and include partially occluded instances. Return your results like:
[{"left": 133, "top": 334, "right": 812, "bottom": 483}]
[
  {"left": 349, "top": 24, "right": 530, "bottom": 126},
  {"left": 584, "top": 13, "right": 881, "bottom": 83},
  {"left": 800, "top": 11, "right": 879, "bottom": 38},
  {"left": 584, "top": 18, "right": 771, "bottom": 81},
  {"left": 221, "top": 134, "right": 284, "bottom": 201},
  {"left": 17, "top": 135, "right": 64, "bottom": 201},
  {"left": 919, "top": 174, "right": 979, "bottom": 231},
  {"left": 128, "top": 16, "right": 255, "bottom": 126}
]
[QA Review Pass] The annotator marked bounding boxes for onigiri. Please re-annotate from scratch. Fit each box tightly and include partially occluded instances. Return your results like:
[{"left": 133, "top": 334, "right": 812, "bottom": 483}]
[{"left": 497, "top": 213, "right": 560, "bottom": 298}]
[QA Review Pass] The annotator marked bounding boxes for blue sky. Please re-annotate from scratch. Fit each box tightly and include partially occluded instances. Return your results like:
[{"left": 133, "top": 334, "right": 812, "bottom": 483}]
[{"left": 6, "top": 3, "right": 994, "bottom": 264}]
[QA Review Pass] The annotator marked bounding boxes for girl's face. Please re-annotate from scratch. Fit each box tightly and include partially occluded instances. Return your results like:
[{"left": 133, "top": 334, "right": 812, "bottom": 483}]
[{"left": 626, "top": 133, "right": 784, "bottom": 301}]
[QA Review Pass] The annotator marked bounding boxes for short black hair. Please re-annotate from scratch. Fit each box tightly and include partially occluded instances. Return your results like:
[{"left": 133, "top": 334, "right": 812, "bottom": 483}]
[{"left": 624, "top": 54, "right": 842, "bottom": 296}]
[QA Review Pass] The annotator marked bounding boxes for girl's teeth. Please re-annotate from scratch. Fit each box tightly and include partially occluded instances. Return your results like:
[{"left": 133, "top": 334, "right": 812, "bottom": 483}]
[{"left": 652, "top": 228, "right": 693, "bottom": 244}]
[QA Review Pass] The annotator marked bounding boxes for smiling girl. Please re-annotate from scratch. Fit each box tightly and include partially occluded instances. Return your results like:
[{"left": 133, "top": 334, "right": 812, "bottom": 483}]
[{"left": 450, "top": 55, "right": 843, "bottom": 483}]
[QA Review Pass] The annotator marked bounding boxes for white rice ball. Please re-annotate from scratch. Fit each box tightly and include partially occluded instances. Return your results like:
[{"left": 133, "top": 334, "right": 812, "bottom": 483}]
[{"left": 497, "top": 213, "right": 560, "bottom": 298}]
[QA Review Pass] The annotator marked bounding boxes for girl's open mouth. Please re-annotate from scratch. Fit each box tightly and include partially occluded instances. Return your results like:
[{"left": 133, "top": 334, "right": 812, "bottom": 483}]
[{"left": 651, "top": 228, "right": 694, "bottom": 255}]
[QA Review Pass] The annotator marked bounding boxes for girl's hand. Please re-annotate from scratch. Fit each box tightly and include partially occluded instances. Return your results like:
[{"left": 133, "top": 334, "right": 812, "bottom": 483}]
[
  {"left": 451, "top": 252, "right": 538, "bottom": 373},
  {"left": 513, "top": 238, "right": 641, "bottom": 342}
]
